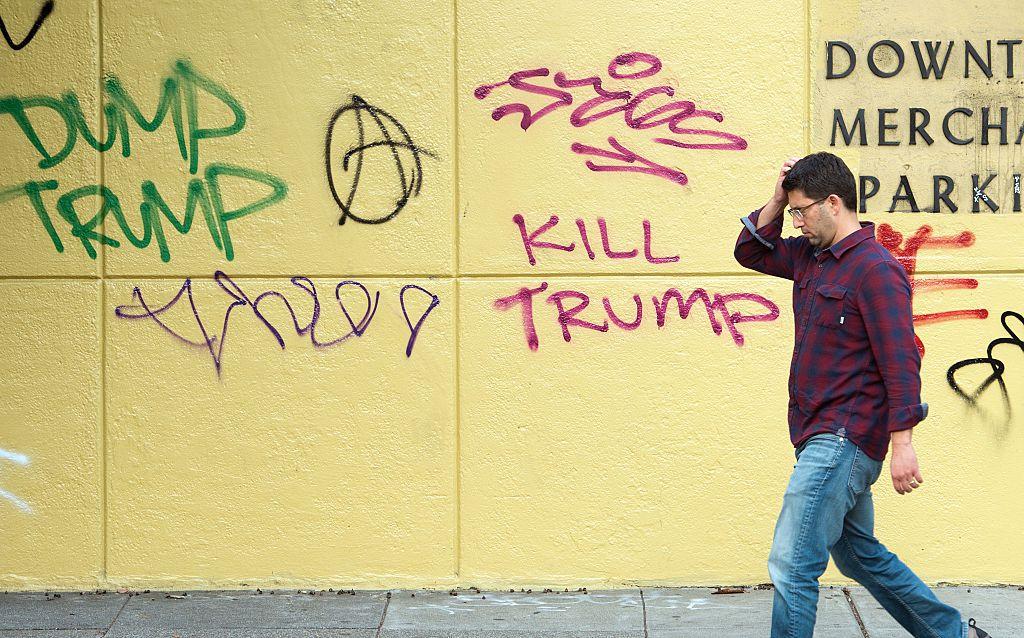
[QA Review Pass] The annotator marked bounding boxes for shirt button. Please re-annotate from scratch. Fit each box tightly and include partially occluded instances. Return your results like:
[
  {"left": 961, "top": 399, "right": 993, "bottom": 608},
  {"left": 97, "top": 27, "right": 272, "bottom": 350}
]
[{"left": 818, "top": 263, "right": 824, "bottom": 268}]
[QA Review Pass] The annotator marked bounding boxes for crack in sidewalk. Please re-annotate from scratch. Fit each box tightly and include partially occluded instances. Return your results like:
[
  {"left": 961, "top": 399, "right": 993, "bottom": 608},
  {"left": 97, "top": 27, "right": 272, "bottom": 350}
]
[
  {"left": 100, "top": 594, "right": 130, "bottom": 638},
  {"left": 375, "top": 590, "right": 391, "bottom": 638},
  {"left": 639, "top": 588, "right": 648, "bottom": 638},
  {"left": 843, "top": 587, "right": 871, "bottom": 638}
]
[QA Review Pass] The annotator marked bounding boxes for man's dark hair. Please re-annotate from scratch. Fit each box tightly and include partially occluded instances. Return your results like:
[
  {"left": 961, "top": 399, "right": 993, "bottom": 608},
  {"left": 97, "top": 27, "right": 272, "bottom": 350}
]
[{"left": 781, "top": 152, "right": 857, "bottom": 211}]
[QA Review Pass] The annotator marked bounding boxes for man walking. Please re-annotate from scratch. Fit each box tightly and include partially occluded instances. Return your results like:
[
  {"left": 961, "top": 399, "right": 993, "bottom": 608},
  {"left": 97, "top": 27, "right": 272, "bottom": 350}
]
[{"left": 733, "top": 152, "right": 990, "bottom": 638}]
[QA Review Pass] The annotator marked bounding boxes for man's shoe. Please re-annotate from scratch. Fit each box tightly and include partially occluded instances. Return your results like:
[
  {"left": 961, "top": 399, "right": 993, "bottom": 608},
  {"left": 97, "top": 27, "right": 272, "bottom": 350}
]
[{"left": 968, "top": 618, "right": 991, "bottom": 637}]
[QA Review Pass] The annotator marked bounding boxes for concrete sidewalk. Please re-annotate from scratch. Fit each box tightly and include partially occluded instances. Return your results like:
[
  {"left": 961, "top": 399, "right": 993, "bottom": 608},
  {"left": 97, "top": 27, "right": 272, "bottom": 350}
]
[{"left": 0, "top": 585, "right": 1019, "bottom": 637}]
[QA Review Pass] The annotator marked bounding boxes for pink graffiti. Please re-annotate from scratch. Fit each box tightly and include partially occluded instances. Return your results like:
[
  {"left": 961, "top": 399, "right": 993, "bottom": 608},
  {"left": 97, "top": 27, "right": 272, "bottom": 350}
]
[
  {"left": 570, "top": 137, "right": 688, "bottom": 185},
  {"left": 494, "top": 282, "right": 779, "bottom": 351},
  {"left": 513, "top": 214, "right": 679, "bottom": 266},
  {"left": 474, "top": 51, "right": 747, "bottom": 187},
  {"left": 877, "top": 223, "right": 989, "bottom": 357}
]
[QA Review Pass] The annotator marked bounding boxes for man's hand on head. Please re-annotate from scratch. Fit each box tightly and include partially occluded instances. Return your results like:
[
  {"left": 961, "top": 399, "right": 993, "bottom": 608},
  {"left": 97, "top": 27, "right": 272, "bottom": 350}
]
[{"left": 773, "top": 157, "right": 800, "bottom": 205}]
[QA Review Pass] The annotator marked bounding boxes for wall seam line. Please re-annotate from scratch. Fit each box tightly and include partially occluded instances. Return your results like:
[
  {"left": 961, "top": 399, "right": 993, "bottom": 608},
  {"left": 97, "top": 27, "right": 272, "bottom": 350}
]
[
  {"left": 452, "top": 0, "right": 462, "bottom": 581},
  {"left": 804, "top": 0, "right": 811, "bottom": 155},
  {"left": 6, "top": 268, "right": 1023, "bottom": 282},
  {"left": 97, "top": 0, "right": 108, "bottom": 588}
]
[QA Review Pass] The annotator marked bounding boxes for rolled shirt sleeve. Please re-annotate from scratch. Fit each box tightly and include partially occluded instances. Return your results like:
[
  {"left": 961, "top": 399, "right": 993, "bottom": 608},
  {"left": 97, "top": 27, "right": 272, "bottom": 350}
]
[
  {"left": 856, "top": 259, "right": 928, "bottom": 432},
  {"left": 734, "top": 208, "right": 798, "bottom": 281}
]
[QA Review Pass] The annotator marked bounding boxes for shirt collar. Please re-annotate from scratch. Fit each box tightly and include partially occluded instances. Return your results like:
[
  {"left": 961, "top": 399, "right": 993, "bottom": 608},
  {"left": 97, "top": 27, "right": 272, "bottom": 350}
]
[{"left": 815, "top": 221, "right": 875, "bottom": 260}]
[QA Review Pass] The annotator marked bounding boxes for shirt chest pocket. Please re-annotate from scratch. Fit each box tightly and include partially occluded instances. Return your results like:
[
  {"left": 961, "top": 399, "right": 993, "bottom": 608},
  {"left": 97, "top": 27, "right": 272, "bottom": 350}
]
[{"left": 813, "top": 283, "right": 849, "bottom": 329}]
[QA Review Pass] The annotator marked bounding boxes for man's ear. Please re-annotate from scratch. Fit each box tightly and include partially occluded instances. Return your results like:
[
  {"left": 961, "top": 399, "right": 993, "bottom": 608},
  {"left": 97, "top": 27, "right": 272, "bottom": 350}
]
[{"left": 829, "top": 194, "right": 842, "bottom": 216}]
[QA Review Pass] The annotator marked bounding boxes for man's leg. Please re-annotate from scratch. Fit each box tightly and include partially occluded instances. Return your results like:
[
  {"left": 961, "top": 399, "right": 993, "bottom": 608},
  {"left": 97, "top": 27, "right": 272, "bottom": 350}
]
[
  {"left": 768, "top": 433, "right": 858, "bottom": 638},
  {"left": 830, "top": 461, "right": 966, "bottom": 638}
]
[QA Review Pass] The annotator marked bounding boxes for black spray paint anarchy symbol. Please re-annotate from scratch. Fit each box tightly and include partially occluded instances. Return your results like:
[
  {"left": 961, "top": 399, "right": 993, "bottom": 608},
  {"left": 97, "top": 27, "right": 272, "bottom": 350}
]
[
  {"left": 324, "top": 95, "right": 436, "bottom": 226},
  {"left": 1, "top": 0, "right": 53, "bottom": 50}
]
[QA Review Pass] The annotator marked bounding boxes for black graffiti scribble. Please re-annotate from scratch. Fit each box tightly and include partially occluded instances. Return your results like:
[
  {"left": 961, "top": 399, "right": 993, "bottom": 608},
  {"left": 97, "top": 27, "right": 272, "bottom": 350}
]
[
  {"left": 946, "top": 311, "right": 1024, "bottom": 429},
  {"left": 324, "top": 95, "right": 436, "bottom": 226},
  {"left": 0, "top": 0, "right": 53, "bottom": 51}
]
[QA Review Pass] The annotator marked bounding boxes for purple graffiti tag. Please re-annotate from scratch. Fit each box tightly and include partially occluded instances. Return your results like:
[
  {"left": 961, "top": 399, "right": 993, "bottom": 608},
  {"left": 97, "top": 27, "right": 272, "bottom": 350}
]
[
  {"left": 334, "top": 281, "right": 379, "bottom": 339},
  {"left": 400, "top": 284, "right": 441, "bottom": 357},
  {"left": 249, "top": 277, "right": 378, "bottom": 349},
  {"left": 114, "top": 272, "right": 413, "bottom": 377}
]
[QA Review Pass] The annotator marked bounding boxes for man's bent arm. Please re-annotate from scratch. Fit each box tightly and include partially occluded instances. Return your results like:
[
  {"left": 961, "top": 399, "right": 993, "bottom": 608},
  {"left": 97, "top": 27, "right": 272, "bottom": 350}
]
[{"left": 734, "top": 198, "right": 801, "bottom": 281}]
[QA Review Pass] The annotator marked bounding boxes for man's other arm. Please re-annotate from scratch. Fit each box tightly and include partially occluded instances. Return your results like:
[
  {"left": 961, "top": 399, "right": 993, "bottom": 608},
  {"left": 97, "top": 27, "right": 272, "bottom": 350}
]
[{"left": 858, "top": 259, "right": 929, "bottom": 494}]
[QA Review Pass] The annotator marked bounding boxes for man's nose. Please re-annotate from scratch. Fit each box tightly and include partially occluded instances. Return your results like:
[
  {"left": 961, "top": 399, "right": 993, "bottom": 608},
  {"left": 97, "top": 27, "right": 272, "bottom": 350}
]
[{"left": 792, "top": 215, "right": 803, "bottom": 229}]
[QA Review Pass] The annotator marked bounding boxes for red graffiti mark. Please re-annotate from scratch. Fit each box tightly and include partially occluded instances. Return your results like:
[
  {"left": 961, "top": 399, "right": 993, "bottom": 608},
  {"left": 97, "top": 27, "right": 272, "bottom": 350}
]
[
  {"left": 494, "top": 283, "right": 779, "bottom": 351},
  {"left": 513, "top": 214, "right": 679, "bottom": 267},
  {"left": 474, "top": 52, "right": 747, "bottom": 187},
  {"left": 877, "top": 223, "right": 989, "bottom": 356}
]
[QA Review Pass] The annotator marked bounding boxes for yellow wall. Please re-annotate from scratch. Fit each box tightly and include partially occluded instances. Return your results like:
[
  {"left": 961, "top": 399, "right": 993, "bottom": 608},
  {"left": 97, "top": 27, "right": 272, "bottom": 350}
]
[{"left": 0, "top": 0, "right": 1021, "bottom": 590}]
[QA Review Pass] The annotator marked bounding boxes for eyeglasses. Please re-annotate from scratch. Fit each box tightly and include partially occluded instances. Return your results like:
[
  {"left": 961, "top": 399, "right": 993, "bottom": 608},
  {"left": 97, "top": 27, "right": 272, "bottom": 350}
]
[{"left": 786, "top": 196, "right": 829, "bottom": 220}]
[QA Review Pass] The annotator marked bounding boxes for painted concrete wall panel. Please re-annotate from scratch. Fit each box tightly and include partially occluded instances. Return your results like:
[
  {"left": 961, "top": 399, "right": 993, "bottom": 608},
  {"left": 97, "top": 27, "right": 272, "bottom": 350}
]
[
  {"left": 460, "top": 275, "right": 795, "bottom": 585},
  {"left": 870, "top": 274, "right": 1024, "bottom": 584},
  {"left": 0, "top": 0, "right": 101, "bottom": 277},
  {"left": 100, "top": 0, "right": 454, "bottom": 276},
  {"left": 458, "top": 0, "right": 806, "bottom": 275},
  {"left": 462, "top": 273, "right": 1024, "bottom": 585},
  {"left": 0, "top": 280, "right": 102, "bottom": 587},
  {"left": 103, "top": 277, "right": 455, "bottom": 587}
]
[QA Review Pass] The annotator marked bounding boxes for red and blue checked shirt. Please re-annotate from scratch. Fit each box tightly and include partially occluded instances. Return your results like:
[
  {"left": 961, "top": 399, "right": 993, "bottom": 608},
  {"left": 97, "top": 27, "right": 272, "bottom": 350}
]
[{"left": 734, "top": 208, "right": 928, "bottom": 461}]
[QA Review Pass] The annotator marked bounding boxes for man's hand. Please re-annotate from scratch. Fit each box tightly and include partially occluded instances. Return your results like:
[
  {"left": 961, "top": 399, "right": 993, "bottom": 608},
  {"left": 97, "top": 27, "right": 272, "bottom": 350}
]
[
  {"left": 757, "top": 158, "right": 801, "bottom": 230},
  {"left": 772, "top": 157, "right": 800, "bottom": 205},
  {"left": 890, "top": 441, "right": 924, "bottom": 494}
]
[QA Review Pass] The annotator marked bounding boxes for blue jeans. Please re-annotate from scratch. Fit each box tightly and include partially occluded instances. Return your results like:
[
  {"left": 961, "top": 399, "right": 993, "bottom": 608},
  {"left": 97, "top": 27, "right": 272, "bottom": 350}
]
[{"left": 768, "top": 432, "right": 966, "bottom": 638}]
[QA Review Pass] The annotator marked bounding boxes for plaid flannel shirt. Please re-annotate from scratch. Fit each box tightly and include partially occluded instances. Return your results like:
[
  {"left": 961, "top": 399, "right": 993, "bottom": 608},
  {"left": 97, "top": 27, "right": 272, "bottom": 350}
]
[{"left": 735, "top": 208, "right": 928, "bottom": 461}]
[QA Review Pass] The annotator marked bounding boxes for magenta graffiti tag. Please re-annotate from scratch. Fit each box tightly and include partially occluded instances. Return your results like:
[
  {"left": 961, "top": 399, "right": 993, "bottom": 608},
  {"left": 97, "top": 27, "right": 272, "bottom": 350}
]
[
  {"left": 513, "top": 214, "right": 679, "bottom": 267},
  {"left": 494, "top": 283, "right": 779, "bottom": 351},
  {"left": 475, "top": 51, "right": 748, "bottom": 186}
]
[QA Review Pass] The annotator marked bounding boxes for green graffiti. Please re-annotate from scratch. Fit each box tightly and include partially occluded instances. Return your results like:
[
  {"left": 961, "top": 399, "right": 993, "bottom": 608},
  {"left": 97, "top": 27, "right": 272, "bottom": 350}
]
[
  {"left": 3, "top": 164, "right": 287, "bottom": 262},
  {"left": 1, "top": 59, "right": 245, "bottom": 175},
  {"left": 0, "top": 59, "right": 285, "bottom": 262}
]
